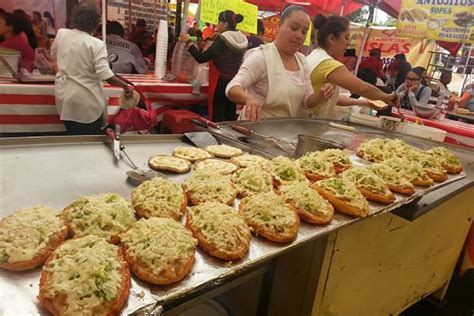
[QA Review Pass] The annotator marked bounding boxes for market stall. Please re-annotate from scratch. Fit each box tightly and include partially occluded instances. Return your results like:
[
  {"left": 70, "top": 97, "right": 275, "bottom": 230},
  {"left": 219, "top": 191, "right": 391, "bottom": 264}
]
[
  {"left": 0, "top": 74, "right": 208, "bottom": 135},
  {"left": 1, "top": 118, "right": 472, "bottom": 315}
]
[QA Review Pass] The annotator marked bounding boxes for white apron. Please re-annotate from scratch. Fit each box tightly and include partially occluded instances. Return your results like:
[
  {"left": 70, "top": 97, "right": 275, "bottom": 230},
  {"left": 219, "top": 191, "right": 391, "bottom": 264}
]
[
  {"left": 306, "top": 48, "right": 340, "bottom": 119},
  {"left": 261, "top": 43, "right": 308, "bottom": 118}
]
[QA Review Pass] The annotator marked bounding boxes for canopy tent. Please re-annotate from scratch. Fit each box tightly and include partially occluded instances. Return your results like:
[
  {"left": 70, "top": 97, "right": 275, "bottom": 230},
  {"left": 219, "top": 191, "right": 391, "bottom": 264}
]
[{"left": 245, "top": 0, "right": 363, "bottom": 16}]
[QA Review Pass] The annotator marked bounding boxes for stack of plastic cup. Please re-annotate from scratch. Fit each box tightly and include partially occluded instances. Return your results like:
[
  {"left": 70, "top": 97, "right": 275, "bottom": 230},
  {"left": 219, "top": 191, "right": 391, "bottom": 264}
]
[{"left": 155, "top": 19, "right": 168, "bottom": 79}]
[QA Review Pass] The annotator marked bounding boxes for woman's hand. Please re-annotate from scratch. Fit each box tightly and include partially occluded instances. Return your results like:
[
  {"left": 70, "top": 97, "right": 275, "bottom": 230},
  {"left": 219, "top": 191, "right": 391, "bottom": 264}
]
[
  {"left": 319, "top": 83, "right": 334, "bottom": 100},
  {"left": 123, "top": 85, "right": 133, "bottom": 99},
  {"left": 407, "top": 83, "right": 419, "bottom": 93},
  {"left": 243, "top": 97, "right": 264, "bottom": 121},
  {"left": 178, "top": 34, "right": 190, "bottom": 43}
]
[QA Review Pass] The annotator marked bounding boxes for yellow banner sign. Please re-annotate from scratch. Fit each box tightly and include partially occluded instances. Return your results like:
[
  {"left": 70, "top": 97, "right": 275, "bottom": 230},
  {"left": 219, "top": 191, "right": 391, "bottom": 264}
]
[
  {"left": 396, "top": 0, "right": 473, "bottom": 43},
  {"left": 350, "top": 24, "right": 437, "bottom": 69},
  {"left": 200, "top": 0, "right": 258, "bottom": 34}
]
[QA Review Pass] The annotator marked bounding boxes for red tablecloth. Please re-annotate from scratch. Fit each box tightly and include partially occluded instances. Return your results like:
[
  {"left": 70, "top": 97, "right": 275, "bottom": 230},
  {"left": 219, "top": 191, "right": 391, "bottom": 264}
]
[
  {"left": 392, "top": 108, "right": 474, "bottom": 147},
  {"left": 0, "top": 74, "right": 208, "bottom": 134}
]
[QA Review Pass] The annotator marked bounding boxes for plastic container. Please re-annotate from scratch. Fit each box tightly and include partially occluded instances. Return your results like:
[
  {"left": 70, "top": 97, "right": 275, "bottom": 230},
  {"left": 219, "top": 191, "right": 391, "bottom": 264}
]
[
  {"left": 171, "top": 41, "right": 199, "bottom": 83},
  {"left": 349, "top": 112, "right": 381, "bottom": 127},
  {"left": 0, "top": 48, "right": 20, "bottom": 76},
  {"left": 379, "top": 116, "right": 402, "bottom": 131},
  {"left": 401, "top": 123, "right": 447, "bottom": 142}
]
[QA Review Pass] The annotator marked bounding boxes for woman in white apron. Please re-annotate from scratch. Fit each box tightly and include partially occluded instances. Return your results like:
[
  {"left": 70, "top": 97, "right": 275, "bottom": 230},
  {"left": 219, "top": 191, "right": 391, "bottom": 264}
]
[
  {"left": 225, "top": 5, "right": 334, "bottom": 121},
  {"left": 306, "top": 15, "right": 398, "bottom": 119}
]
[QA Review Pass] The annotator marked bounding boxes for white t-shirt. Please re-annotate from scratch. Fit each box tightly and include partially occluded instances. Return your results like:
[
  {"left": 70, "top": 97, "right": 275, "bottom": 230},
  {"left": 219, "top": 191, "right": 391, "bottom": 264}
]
[
  {"left": 52, "top": 29, "right": 115, "bottom": 123},
  {"left": 106, "top": 34, "right": 148, "bottom": 74}
]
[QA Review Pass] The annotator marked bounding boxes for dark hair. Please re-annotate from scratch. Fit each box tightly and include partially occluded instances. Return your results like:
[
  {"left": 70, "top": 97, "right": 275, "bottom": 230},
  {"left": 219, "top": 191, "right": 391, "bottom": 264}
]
[
  {"left": 218, "top": 10, "right": 243, "bottom": 31},
  {"left": 0, "top": 12, "right": 22, "bottom": 35},
  {"left": 12, "top": 10, "right": 37, "bottom": 48},
  {"left": 107, "top": 21, "right": 125, "bottom": 37},
  {"left": 33, "top": 11, "right": 41, "bottom": 21},
  {"left": 43, "top": 11, "right": 55, "bottom": 28},
  {"left": 440, "top": 71, "right": 452, "bottom": 81},
  {"left": 257, "top": 19, "right": 264, "bottom": 35},
  {"left": 313, "top": 14, "right": 349, "bottom": 48},
  {"left": 344, "top": 48, "right": 356, "bottom": 57},
  {"left": 394, "top": 53, "right": 406, "bottom": 61},
  {"left": 409, "top": 67, "right": 424, "bottom": 79},
  {"left": 369, "top": 48, "right": 381, "bottom": 57},
  {"left": 71, "top": 2, "right": 101, "bottom": 33},
  {"left": 281, "top": 5, "right": 308, "bottom": 23},
  {"left": 136, "top": 19, "right": 146, "bottom": 28}
]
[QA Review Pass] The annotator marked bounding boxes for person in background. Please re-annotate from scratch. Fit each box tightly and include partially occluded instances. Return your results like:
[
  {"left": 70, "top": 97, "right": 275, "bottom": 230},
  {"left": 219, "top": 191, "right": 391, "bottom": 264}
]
[
  {"left": 247, "top": 19, "right": 265, "bottom": 49},
  {"left": 187, "top": 21, "right": 203, "bottom": 38},
  {"left": 43, "top": 11, "right": 56, "bottom": 38},
  {"left": 0, "top": 12, "right": 35, "bottom": 71},
  {"left": 456, "top": 84, "right": 474, "bottom": 112},
  {"left": 202, "top": 23, "right": 214, "bottom": 40},
  {"left": 306, "top": 15, "right": 396, "bottom": 119},
  {"left": 52, "top": 2, "right": 135, "bottom": 135},
  {"left": 340, "top": 48, "right": 357, "bottom": 73},
  {"left": 395, "top": 67, "right": 432, "bottom": 110},
  {"left": 106, "top": 21, "right": 148, "bottom": 74},
  {"left": 359, "top": 48, "right": 384, "bottom": 79},
  {"left": 388, "top": 53, "right": 411, "bottom": 89},
  {"left": 226, "top": 5, "right": 334, "bottom": 121},
  {"left": 433, "top": 71, "right": 452, "bottom": 97},
  {"left": 32, "top": 11, "right": 47, "bottom": 47},
  {"left": 180, "top": 10, "right": 248, "bottom": 122},
  {"left": 12, "top": 9, "right": 37, "bottom": 49},
  {"left": 129, "top": 19, "right": 153, "bottom": 56}
]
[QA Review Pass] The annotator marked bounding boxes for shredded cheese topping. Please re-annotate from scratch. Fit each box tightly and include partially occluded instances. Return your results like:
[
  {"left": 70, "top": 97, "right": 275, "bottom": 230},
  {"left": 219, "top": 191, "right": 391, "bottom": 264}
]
[
  {"left": 319, "top": 149, "right": 352, "bottom": 168},
  {"left": 205, "top": 144, "right": 242, "bottom": 157},
  {"left": 405, "top": 149, "right": 446, "bottom": 175},
  {"left": 271, "top": 156, "right": 308, "bottom": 184},
  {"left": 341, "top": 167, "right": 392, "bottom": 195},
  {"left": 121, "top": 218, "right": 196, "bottom": 277},
  {"left": 188, "top": 202, "right": 250, "bottom": 252},
  {"left": 148, "top": 155, "right": 190, "bottom": 171},
  {"left": 63, "top": 193, "right": 135, "bottom": 241},
  {"left": 132, "top": 178, "right": 185, "bottom": 219},
  {"left": 383, "top": 157, "right": 429, "bottom": 182},
  {"left": 316, "top": 178, "right": 369, "bottom": 210},
  {"left": 232, "top": 166, "right": 273, "bottom": 196},
  {"left": 280, "top": 182, "right": 332, "bottom": 216},
  {"left": 427, "top": 147, "right": 461, "bottom": 168},
  {"left": 183, "top": 169, "right": 236, "bottom": 204},
  {"left": 42, "top": 235, "right": 123, "bottom": 316},
  {"left": 173, "top": 146, "right": 212, "bottom": 161},
  {"left": 367, "top": 163, "right": 414, "bottom": 188},
  {"left": 232, "top": 154, "right": 269, "bottom": 168},
  {"left": 296, "top": 152, "right": 336, "bottom": 178},
  {"left": 240, "top": 191, "right": 298, "bottom": 235},
  {"left": 0, "top": 205, "right": 65, "bottom": 264},
  {"left": 194, "top": 159, "right": 239, "bottom": 175},
  {"left": 357, "top": 138, "right": 413, "bottom": 161}
]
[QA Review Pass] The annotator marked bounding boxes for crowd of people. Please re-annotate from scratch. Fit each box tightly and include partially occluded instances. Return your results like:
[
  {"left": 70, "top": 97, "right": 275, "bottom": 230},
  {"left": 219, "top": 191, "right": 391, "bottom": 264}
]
[{"left": 0, "top": 3, "right": 472, "bottom": 135}]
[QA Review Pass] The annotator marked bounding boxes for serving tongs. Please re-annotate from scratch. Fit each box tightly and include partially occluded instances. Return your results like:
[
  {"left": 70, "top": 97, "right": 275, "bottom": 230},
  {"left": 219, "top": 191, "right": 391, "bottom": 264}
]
[
  {"left": 104, "top": 125, "right": 164, "bottom": 184},
  {"left": 231, "top": 123, "right": 296, "bottom": 153}
]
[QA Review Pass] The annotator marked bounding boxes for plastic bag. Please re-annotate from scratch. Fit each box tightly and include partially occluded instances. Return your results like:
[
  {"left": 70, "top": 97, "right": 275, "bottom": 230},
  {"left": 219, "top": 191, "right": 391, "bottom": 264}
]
[{"left": 171, "top": 42, "right": 199, "bottom": 83}]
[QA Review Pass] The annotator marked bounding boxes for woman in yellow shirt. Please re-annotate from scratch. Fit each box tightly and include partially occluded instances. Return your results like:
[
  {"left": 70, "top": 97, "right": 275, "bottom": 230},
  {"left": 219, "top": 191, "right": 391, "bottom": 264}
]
[{"left": 307, "top": 15, "right": 397, "bottom": 118}]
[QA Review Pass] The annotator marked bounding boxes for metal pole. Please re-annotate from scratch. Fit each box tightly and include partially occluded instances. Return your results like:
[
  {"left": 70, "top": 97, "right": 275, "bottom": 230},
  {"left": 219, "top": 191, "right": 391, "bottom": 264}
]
[
  {"left": 176, "top": 0, "right": 182, "bottom": 37},
  {"left": 102, "top": 0, "right": 106, "bottom": 41},
  {"left": 354, "top": 2, "right": 377, "bottom": 74},
  {"left": 339, "top": 1, "right": 345, "bottom": 16},
  {"left": 181, "top": 0, "right": 190, "bottom": 34},
  {"left": 460, "top": 44, "right": 472, "bottom": 93},
  {"left": 128, "top": 0, "right": 132, "bottom": 34}
]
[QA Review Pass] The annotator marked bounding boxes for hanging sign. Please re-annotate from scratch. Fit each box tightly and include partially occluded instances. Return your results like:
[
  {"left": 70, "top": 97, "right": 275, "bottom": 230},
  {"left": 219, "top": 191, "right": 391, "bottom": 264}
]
[
  {"left": 201, "top": 0, "right": 258, "bottom": 34},
  {"left": 396, "top": 0, "right": 473, "bottom": 43}
]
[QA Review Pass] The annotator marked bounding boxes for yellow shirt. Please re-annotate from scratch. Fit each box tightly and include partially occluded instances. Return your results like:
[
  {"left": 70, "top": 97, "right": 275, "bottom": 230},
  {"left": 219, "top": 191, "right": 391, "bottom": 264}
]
[{"left": 310, "top": 59, "right": 344, "bottom": 92}]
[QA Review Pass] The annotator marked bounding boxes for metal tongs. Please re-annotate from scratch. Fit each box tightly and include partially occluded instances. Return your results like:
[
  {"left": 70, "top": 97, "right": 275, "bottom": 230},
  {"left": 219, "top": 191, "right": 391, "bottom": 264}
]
[
  {"left": 231, "top": 123, "right": 295, "bottom": 153},
  {"left": 104, "top": 125, "right": 164, "bottom": 184}
]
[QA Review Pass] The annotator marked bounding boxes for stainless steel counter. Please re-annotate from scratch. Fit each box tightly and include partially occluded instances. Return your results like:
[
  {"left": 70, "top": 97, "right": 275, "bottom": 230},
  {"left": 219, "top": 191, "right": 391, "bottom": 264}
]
[{"left": 0, "top": 118, "right": 472, "bottom": 315}]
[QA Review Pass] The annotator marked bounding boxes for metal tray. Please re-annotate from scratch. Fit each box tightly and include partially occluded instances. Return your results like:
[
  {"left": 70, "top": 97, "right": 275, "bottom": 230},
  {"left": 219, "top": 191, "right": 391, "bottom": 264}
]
[{"left": 0, "top": 126, "right": 469, "bottom": 315}]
